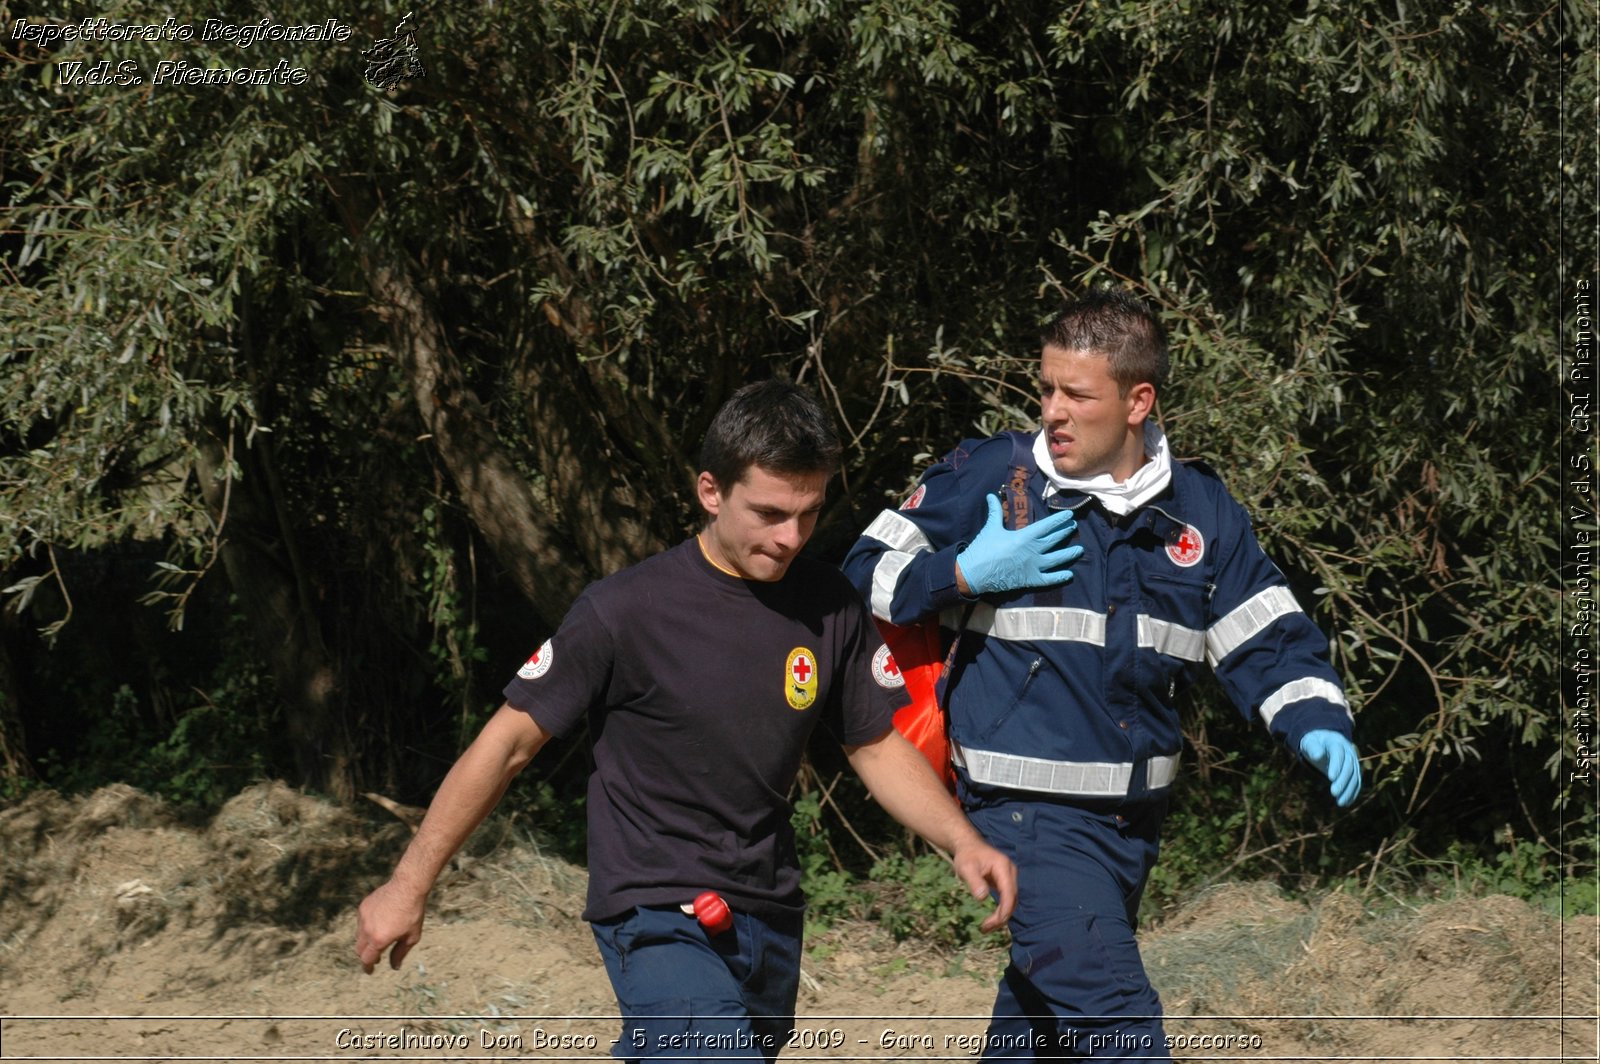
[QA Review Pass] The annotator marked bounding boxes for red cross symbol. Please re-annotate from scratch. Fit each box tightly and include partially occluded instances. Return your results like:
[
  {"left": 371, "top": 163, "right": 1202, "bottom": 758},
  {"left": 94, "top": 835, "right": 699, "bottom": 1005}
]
[
  {"left": 881, "top": 654, "right": 900, "bottom": 679},
  {"left": 792, "top": 655, "right": 813, "bottom": 683},
  {"left": 1167, "top": 524, "right": 1204, "bottom": 566}
]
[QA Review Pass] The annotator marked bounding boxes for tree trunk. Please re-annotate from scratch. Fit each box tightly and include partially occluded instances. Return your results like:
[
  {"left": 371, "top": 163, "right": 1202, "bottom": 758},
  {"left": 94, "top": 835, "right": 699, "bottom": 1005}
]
[
  {"left": 368, "top": 265, "right": 591, "bottom": 628},
  {"left": 195, "top": 427, "right": 354, "bottom": 800},
  {"left": 0, "top": 599, "right": 36, "bottom": 782}
]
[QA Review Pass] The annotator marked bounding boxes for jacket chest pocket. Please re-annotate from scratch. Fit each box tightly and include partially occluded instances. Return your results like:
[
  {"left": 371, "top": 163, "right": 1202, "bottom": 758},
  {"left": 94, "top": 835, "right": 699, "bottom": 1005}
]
[{"left": 975, "top": 655, "right": 1045, "bottom": 743}]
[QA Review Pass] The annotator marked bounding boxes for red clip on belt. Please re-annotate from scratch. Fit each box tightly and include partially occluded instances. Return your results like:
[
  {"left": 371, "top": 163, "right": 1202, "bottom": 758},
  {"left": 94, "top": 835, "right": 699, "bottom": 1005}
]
[{"left": 692, "top": 891, "right": 733, "bottom": 935}]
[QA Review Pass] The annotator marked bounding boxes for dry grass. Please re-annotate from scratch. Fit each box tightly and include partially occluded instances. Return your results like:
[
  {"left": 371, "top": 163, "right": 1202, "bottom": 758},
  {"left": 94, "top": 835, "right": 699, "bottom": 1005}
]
[{"left": 2, "top": 785, "right": 1591, "bottom": 1062}]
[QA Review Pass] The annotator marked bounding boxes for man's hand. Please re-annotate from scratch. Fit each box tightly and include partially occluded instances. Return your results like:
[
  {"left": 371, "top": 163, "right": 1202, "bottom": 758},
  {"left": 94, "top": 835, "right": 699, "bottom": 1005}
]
[
  {"left": 956, "top": 494, "right": 1083, "bottom": 596},
  {"left": 1299, "top": 730, "right": 1361, "bottom": 808},
  {"left": 948, "top": 835, "right": 1017, "bottom": 933},
  {"left": 355, "top": 879, "right": 427, "bottom": 974},
  {"left": 350, "top": 704, "right": 552, "bottom": 974}
]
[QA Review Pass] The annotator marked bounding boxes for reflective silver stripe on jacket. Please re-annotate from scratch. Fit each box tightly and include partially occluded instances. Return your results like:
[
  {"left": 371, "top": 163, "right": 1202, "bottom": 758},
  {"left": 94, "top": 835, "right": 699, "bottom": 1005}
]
[
  {"left": 1138, "top": 616, "right": 1206, "bottom": 661},
  {"left": 952, "top": 741, "right": 1180, "bottom": 796},
  {"left": 1258, "top": 677, "right": 1350, "bottom": 727},
  {"left": 966, "top": 604, "right": 1106, "bottom": 645},
  {"left": 862, "top": 510, "right": 933, "bottom": 618},
  {"left": 1206, "top": 586, "right": 1303, "bottom": 665},
  {"left": 862, "top": 508, "right": 933, "bottom": 555},
  {"left": 869, "top": 550, "right": 915, "bottom": 619},
  {"left": 972, "top": 605, "right": 1204, "bottom": 662}
]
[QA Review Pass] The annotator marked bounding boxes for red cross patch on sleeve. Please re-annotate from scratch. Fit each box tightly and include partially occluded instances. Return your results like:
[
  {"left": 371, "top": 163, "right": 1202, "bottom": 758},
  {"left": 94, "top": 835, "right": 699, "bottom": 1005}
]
[
  {"left": 872, "top": 643, "right": 906, "bottom": 689},
  {"left": 517, "top": 639, "right": 554, "bottom": 680}
]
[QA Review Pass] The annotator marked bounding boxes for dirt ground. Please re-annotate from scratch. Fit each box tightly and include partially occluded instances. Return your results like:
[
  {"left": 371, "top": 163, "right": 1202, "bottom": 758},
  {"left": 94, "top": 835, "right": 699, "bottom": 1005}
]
[{"left": 0, "top": 783, "right": 1595, "bottom": 1063}]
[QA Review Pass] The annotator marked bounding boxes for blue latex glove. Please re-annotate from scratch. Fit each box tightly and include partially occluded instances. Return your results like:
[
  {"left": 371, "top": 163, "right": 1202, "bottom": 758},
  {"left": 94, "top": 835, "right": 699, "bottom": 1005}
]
[
  {"left": 956, "top": 494, "right": 1084, "bottom": 596},
  {"left": 1299, "top": 730, "right": 1361, "bottom": 807}
]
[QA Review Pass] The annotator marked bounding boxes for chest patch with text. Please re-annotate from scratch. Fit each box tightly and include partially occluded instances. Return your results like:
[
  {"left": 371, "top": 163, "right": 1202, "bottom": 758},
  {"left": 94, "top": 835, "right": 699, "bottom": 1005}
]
[{"left": 786, "top": 647, "right": 819, "bottom": 710}]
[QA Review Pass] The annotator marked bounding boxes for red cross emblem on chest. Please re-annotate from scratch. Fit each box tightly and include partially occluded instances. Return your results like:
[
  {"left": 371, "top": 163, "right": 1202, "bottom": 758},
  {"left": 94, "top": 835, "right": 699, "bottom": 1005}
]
[
  {"left": 786, "top": 646, "right": 819, "bottom": 710},
  {"left": 1166, "top": 524, "right": 1205, "bottom": 568}
]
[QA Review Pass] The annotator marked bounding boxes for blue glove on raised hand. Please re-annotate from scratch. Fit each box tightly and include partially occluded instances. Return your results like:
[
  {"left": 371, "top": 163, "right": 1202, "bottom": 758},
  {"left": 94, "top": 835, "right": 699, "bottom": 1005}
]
[
  {"left": 956, "top": 494, "right": 1084, "bottom": 596},
  {"left": 1299, "top": 730, "right": 1361, "bottom": 807}
]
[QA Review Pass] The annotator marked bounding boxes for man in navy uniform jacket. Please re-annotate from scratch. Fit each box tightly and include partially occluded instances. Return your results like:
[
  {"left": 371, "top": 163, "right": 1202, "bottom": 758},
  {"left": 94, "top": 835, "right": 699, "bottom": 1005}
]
[{"left": 842, "top": 289, "right": 1360, "bottom": 1060}]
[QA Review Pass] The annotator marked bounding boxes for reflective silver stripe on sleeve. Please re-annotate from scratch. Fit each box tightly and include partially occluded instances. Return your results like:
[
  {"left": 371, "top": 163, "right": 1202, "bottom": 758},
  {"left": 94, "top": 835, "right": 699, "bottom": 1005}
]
[
  {"left": 861, "top": 510, "right": 934, "bottom": 619},
  {"left": 1258, "top": 678, "right": 1350, "bottom": 727},
  {"left": 952, "top": 741, "right": 1180, "bottom": 796},
  {"left": 1147, "top": 755, "right": 1180, "bottom": 790},
  {"left": 1138, "top": 616, "right": 1206, "bottom": 662},
  {"left": 862, "top": 508, "right": 933, "bottom": 554},
  {"left": 967, "top": 604, "right": 1106, "bottom": 645},
  {"left": 1206, "top": 586, "right": 1303, "bottom": 665},
  {"left": 870, "top": 551, "right": 915, "bottom": 620}
]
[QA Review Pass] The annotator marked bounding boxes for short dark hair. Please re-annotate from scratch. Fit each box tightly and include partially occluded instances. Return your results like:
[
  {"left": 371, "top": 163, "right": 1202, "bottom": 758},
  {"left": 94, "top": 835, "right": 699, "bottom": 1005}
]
[
  {"left": 699, "top": 379, "right": 843, "bottom": 487},
  {"left": 1039, "top": 288, "right": 1169, "bottom": 396}
]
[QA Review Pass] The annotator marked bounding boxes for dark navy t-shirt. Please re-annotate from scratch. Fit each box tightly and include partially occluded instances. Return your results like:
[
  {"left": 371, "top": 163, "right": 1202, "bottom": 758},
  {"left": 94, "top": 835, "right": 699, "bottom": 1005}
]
[{"left": 503, "top": 537, "right": 903, "bottom": 921}]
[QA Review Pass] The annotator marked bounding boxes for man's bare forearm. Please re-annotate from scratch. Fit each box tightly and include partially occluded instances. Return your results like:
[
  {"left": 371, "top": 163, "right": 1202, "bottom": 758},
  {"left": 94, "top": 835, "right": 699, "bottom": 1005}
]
[
  {"left": 846, "top": 728, "right": 1016, "bottom": 930},
  {"left": 389, "top": 704, "right": 551, "bottom": 896},
  {"left": 846, "top": 729, "right": 974, "bottom": 851}
]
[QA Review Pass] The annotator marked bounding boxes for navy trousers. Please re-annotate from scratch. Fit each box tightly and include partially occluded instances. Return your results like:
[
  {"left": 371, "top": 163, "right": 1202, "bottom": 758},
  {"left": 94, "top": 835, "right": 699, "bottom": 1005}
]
[
  {"left": 592, "top": 904, "right": 802, "bottom": 1063},
  {"left": 967, "top": 799, "right": 1170, "bottom": 1061}
]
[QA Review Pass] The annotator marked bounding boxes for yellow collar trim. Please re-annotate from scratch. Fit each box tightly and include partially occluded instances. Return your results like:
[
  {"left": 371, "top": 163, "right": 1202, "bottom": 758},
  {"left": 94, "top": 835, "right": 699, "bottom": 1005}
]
[{"left": 696, "top": 532, "right": 741, "bottom": 578}]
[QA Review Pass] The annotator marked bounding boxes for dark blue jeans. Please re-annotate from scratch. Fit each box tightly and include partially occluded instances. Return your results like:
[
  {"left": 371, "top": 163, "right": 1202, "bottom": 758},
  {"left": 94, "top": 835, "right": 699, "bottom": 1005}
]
[
  {"left": 967, "top": 800, "right": 1170, "bottom": 1061},
  {"left": 592, "top": 904, "right": 802, "bottom": 1063}
]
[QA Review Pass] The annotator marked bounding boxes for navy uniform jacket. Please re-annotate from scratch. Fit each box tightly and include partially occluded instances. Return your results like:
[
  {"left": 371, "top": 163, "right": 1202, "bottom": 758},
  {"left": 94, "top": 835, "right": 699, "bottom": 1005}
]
[{"left": 841, "top": 431, "right": 1355, "bottom": 807}]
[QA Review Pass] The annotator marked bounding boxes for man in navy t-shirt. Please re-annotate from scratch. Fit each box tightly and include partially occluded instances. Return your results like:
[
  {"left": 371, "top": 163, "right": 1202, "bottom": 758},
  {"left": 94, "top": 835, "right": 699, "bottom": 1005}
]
[{"left": 356, "top": 380, "right": 1017, "bottom": 1061}]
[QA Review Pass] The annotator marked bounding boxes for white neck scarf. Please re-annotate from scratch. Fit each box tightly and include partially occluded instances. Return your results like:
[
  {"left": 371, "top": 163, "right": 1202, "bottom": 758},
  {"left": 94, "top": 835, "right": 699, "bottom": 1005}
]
[{"left": 1031, "top": 422, "right": 1173, "bottom": 516}]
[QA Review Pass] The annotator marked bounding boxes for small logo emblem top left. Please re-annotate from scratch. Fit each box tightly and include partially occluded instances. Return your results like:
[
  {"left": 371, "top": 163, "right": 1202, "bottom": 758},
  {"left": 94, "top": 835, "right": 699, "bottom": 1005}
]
[{"left": 362, "top": 9, "right": 426, "bottom": 88}]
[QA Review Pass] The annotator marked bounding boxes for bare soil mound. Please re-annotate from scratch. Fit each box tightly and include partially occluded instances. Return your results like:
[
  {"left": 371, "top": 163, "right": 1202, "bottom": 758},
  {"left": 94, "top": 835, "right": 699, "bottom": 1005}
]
[{"left": 0, "top": 784, "right": 1593, "bottom": 1061}]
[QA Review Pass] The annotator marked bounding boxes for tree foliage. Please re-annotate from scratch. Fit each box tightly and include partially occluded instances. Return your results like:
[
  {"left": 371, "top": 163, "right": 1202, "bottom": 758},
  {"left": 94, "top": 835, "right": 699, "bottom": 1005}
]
[{"left": 1, "top": 0, "right": 1587, "bottom": 890}]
